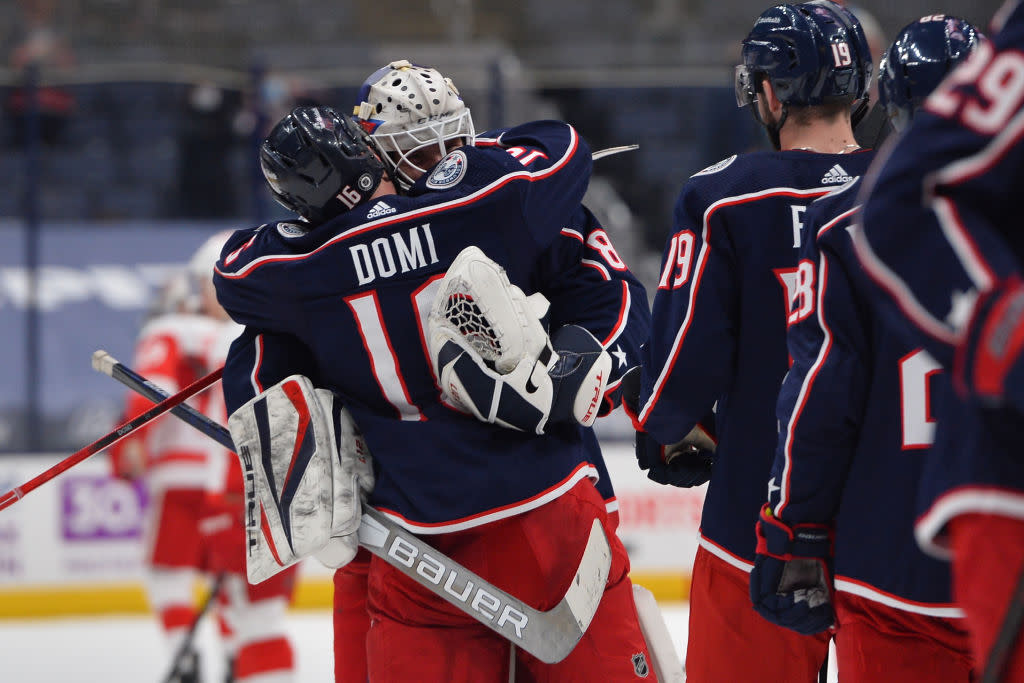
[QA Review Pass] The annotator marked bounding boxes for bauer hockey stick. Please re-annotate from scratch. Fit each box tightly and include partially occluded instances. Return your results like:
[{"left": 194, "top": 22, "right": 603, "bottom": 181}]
[
  {"left": 0, "top": 365, "right": 223, "bottom": 512},
  {"left": 92, "top": 350, "right": 611, "bottom": 664}
]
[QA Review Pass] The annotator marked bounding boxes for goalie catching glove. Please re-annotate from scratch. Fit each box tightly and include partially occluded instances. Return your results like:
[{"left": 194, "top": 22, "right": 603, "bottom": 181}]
[
  {"left": 228, "top": 375, "right": 374, "bottom": 584},
  {"left": 427, "top": 246, "right": 611, "bottom": 434}
]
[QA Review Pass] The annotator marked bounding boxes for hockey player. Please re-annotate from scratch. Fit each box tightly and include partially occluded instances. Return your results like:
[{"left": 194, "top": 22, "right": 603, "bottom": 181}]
[
  {"left": 352, "top": 59, "right": 650, "bottom": 519},
  {"left": 214, "top": 106, "right": 656, "bottom": 681},
  {"left": 622, "top": 2, "right": 873, "bottom": 680},
  {"left": 110, "top": 232, "right": 298, "bottom": 683},
  {"left": 300, "top": 60, "right": 650, "bottom": 681},
  {"left": 855, "top": 0, "right": 1024, "bottom": 678},
  {"left": 749, "top": 16, "right": 981, "bottom": 683}
]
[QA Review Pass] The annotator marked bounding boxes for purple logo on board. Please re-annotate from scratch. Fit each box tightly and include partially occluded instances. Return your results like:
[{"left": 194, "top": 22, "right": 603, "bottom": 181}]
[{"left": 61, "top": 476, "right": 147, "bottom": 540}]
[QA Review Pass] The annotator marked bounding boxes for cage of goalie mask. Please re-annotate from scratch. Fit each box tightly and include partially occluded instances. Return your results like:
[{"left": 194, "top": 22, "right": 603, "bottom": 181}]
[
  {"left": 736, "top": 1, "right": 872, "bottom": 112},
  {"left": 353, "top": 60, "right": 476, "bottom": 192},
  {"left": 260, "top": 106, "right": 384, "bottom": 223},
  {"left": 879, "top": 16, "right": 982, "bottom": 133}
]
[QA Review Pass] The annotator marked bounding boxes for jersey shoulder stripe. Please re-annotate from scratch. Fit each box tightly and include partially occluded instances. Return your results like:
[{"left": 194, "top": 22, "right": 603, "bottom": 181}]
[{"left": 217, "top": 127, "right": 582, "bottom": 281}]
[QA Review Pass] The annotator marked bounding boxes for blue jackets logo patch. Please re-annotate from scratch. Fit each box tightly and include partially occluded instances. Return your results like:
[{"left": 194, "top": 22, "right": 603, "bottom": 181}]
[
  {"left": 426, "top": 150, "right": 468, "bottom": 189},
  {"left": 277, "top": 221, "right": 307, "bottom": 238}
]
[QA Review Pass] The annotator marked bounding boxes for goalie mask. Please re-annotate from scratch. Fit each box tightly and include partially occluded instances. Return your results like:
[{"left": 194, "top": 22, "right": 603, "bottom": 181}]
[
  {"left": 260, "top": 106, "right": 385, "bottom": 223},
  {"left": 879, "top": 16, "right": 982, "bottom": 133},
  {"left": 353, "top": 60, "right": 476, "bottom": 192}
]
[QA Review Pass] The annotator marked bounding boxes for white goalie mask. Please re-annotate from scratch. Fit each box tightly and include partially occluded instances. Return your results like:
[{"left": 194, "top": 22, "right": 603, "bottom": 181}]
[{"left": 354, "top": 60, "right": 475, "bottom": 191}]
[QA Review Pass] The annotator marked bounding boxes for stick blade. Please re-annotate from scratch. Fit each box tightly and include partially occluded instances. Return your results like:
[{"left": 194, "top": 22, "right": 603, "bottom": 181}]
[
  {"left": 518, "top": 518, "right": 611, "bottom": 663},
  {"left": 565, "top": 519, "right": 612, "bottom": 633}
]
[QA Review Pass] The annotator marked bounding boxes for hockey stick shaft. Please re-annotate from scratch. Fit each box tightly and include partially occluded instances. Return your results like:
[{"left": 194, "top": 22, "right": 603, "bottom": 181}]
[
  {"left": 0, "top": 361, "right": 222, "bottom": 512},
  {"left": 161, "top": 573, "right": 225, "bottom": 683},
  {"left": 592, "top": 144, "right": 639, "bottom": 161},
  {"left": 981, "top": 562, "right": 1024, "bottom": 683},
  {"left": 92, "top": 351, "right": 611, "bottom": 664}
]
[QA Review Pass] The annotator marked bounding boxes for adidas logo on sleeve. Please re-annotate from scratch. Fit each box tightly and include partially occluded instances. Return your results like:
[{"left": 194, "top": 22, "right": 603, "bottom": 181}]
[
  {"left": 367, "top": 200, "right": 397, "bottom": 219},
  {"left": 821, "top": 164, "right": 854, "bottom": 184}
]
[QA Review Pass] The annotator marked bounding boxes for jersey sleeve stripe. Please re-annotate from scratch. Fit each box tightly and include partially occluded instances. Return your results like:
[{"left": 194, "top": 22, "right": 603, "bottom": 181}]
[
  {"left": 250, "top": 334, "right": 265, "bottom": 394},
  {"left": 560, "top": 227, "right": 585, "bottom": 242},
  {"left": 920, "top": 106, "right": 1024, "bottom": 291},
  {"left": 600, "top": 280, "right": 631, "bottom": 348},
  {"left": 217, "top": 126, "right": 581, "bottom": 280},
  {"left": 930, "top": 197, "right": 996, "bottom": 291},
  {"left": 816, "top": 205, "right": 860, "bottom": 239},
  {"left": 852, "top": 224, "right": 960, "bottom": 346},
  {"left": 581, "top": 258, "right": 611, "bottom": 280},
  {"left": 638, "top": 187, "right": 831, "bottom": 426},
  {"left": 777, "top": 252, "right": 834, "bottom": 516}
]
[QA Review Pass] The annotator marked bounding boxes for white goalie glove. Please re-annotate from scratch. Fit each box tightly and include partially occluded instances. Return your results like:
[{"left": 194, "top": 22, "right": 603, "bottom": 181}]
[
  {"left": 228, "top": 375, "right": 374, "bottom": 584},
  {"left": 427, "top": 246, "right": 611, "bottom": 434}
]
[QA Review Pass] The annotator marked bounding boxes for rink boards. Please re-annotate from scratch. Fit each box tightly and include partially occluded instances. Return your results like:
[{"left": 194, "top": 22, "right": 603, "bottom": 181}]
[{"left": 0, "top": 443, "right": 705, "bottom": 617}]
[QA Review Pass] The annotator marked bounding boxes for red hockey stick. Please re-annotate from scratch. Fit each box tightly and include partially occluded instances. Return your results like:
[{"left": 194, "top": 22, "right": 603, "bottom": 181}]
[{"left": 0, "top": 359, "right": 222, "bottom": 512}]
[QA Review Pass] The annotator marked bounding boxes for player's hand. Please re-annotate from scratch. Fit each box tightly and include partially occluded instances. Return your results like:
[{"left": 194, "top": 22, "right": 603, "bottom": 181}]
[
  {"left": 954, "top": 275, "right": 1024, "bottom": 413},
  {"left": 750, "top": 504, "right": 835, "bottom": 635},
  {"left": 638, "top": 435, "right": 714, "bottom": 487},
  {"left": 621, "top": 367, "right": 715, "bottom": 488}
]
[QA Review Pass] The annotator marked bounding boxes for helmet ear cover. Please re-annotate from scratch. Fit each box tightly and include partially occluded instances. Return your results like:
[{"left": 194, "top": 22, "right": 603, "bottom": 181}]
[{"left": 260, "top": 106, "right": 385, "bottom": 223}]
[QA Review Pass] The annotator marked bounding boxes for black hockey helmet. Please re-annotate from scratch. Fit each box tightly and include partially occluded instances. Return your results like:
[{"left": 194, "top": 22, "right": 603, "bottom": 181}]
[{"left": 260, "top": 106, "right": 385, "bottom": 223}]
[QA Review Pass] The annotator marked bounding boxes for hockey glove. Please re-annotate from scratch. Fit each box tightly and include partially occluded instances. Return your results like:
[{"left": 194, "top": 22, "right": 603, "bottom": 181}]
[
  {"left": 428, "top": 246, "right": 610, "bottom": 434},
  {"left": 750, "top": 504, "right": 835, "bottom": 635},
  {"left": 954, "top": 276, "right": 1024, "bottom": 414},
  {"left": 620, "top": 367, "right": 715, "bottom": 488}
]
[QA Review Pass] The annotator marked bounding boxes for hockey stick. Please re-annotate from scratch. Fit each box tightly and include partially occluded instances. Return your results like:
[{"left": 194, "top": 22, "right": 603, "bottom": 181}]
[
  {"left": 161, "top": 572, "right": 225, "bottom": 683},
  {"left": 92, "top": 350, "right": 611, "bottom": 664},
  {"left": 592, "top": 144, "right": 639, "bottom": 161},
  {"left": 0, "top": 365, "right": 223, "bottom": 512},
  {"left": 980, "top": 563, "right": 1024, "bottom": 683}
]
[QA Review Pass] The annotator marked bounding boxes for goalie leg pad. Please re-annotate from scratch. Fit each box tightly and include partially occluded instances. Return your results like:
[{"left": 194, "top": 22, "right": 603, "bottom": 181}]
[
  {"left": 314, "top": 400, "right": 375, "bottom": 569},
  {"left": 228, "top": 375, "right": 373, "bottom": 583}
]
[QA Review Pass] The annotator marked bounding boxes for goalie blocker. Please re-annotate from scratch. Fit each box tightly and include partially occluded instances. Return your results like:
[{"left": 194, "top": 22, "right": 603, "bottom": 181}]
[
  {"left": 428, "top": 246, "right": 612, "bottom": 435},
  {"left": 227, "top": 375, "right": 374, "bottom": 584}
]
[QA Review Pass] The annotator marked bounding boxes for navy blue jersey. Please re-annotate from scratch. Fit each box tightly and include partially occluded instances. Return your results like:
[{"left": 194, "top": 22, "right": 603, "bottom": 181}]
[
  {"left": 635, "top": 148, "right": 874, "bottom": 564},
  {"left": 771, "top": 177, "right": 960, "bottom": 614},
  {"left": 214, "top": 121, "right": 650, "bottom": 532},
  {"left": 857, "top": 1, "right": 1024, "bottom": 555}
]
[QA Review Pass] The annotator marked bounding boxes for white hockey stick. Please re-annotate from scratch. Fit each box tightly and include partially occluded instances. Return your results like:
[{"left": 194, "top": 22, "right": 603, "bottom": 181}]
[
  {"left": 92, "top": 350, "right": 610, "bottom": 664},
  {"left": 592, "top": 144, "right": 639, "bottom": 161}
]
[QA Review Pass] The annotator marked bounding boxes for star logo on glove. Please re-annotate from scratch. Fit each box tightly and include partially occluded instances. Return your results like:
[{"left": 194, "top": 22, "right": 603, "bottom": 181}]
[{"left": 611, "top": 345, "right": 628, "bottom": 368}]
